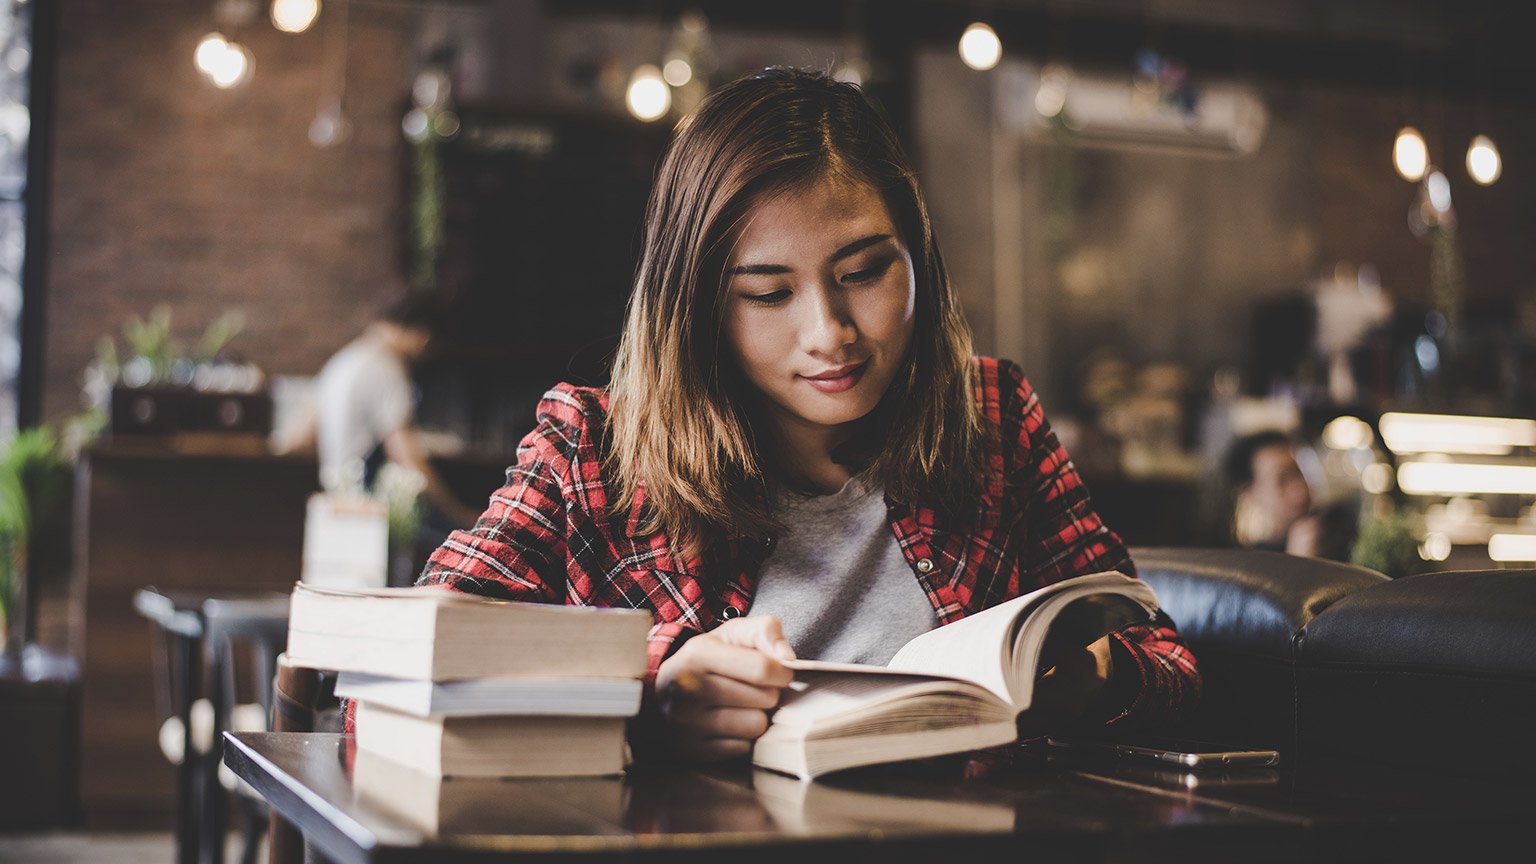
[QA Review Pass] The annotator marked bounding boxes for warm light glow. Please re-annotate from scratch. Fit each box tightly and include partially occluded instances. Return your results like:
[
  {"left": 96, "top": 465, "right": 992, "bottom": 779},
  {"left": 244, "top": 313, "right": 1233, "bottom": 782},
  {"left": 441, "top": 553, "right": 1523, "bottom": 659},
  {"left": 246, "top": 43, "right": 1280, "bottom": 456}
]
[
  {"left": 662, "top": 57, "right": 692, "bottom": 87},
  {"left": 1398, "top": 462, "right": 1536, "bottom": 496},
  {"left": 207, "top": 41, "right": 252, "bottom": 88},
  {"left": 1379, "top": 412, "right": 1536, "bottom": 455},
  {"left": 432, "top": 110, "right": 460, "bottom": 139},
  {"left": 1035, "top": 64, "right": 1070, "bottom": 117},
  {"left": 1420, "top": 532, "right": 1452, "bottom": 561},
  {"left": 401, "top": 108, "right": 429, "bottom": 141},
  {"left": 1322, "top": 416, "right": 1373, "bottom": 451},
  {"left": 1362, "top": 462, "right": 1394, "bottom": 494},
  {"left": 195, "top": 32, "right": 229, "bottom": 75},
  {"left": 271, "top": 0, "right": 320, "bottom": 33},
  {"left": 626, "top": 65, "right": 671, "bottom": 122},
  {"left": 959, "top": 22, "right": 1002, "bottom": 71},
  {"left": 1425, "top": 170, "right": 1452, "bottom": 213},
  {"left": 1489, "top": 533, "right": 1536, "bottom": 562},
  {"left": 1393, "top": 126, "right": 1428, "bottom": 181},
  {"left": 1466, "top": 134, "right": 1501, "bottom": 185}
]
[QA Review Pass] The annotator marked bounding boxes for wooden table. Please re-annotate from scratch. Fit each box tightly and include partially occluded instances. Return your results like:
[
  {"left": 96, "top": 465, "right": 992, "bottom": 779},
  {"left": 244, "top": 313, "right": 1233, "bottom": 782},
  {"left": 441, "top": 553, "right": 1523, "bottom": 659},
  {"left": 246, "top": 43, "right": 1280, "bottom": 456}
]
[{"left": 223, "top": 732, "right": 1530, "bottom": 863}]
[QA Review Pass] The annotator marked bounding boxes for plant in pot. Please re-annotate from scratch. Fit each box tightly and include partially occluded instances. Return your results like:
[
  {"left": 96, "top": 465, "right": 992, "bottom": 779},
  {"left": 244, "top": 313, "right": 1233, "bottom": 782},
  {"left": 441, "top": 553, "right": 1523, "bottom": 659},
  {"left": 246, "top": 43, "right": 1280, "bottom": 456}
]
[{"left": 0, "top": 428, "right": 70, "bottom": 658}]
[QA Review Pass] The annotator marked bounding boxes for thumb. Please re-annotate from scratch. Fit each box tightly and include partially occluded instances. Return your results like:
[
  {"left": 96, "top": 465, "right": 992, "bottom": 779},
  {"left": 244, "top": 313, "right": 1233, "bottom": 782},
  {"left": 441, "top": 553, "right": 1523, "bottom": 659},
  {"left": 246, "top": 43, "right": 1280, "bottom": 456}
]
[{"left": 717, "top": 615, "right": 797, "bottom": 662}]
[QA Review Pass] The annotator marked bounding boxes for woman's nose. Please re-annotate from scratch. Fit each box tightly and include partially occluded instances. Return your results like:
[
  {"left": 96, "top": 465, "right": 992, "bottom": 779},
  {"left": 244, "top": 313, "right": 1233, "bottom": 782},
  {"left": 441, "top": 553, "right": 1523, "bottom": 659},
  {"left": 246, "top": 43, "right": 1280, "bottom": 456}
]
[{"left": 800, "top": 285, "right": 857, "bottom": 353}]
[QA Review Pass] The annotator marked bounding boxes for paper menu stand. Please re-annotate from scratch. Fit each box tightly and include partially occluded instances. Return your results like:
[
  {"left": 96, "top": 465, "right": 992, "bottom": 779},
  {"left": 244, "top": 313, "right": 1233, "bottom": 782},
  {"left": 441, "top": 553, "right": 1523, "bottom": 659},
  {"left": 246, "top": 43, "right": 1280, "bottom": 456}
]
[{"left": 301, "top": 492, "right": 388, "bottom": 588}]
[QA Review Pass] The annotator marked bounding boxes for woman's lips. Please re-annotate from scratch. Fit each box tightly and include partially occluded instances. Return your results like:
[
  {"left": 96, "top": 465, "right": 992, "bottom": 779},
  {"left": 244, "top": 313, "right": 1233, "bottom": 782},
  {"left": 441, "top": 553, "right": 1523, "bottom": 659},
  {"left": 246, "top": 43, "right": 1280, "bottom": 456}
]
[{"left": 801, "top": 361, "right": 868, "bottom": 393}]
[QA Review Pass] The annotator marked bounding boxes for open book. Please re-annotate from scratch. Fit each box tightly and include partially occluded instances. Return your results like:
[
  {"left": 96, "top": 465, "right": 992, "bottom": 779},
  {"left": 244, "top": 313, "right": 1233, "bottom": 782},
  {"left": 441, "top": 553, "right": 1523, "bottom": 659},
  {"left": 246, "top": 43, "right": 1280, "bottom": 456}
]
[{"left": 752, "top": 571, "right": 1158, "bottom": 780}]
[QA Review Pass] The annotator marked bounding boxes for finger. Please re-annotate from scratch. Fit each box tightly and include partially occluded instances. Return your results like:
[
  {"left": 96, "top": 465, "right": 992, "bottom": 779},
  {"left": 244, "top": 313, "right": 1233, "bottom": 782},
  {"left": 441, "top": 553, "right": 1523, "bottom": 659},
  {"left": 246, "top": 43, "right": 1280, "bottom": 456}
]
[
  {"left": 690, "top": 737, "right": 754, "bottom": 761},
  {"left": 687, "top": 673, "right": 784, "bottom": 710},
  {"left": 671, "top": 705, "right": 771, "bottom": 740},
  {"left": 687, "top": 639, "right": 794, "bottom": 688},
  {"left": 714, "top": 616, "right": 796, "bottom": 662}
]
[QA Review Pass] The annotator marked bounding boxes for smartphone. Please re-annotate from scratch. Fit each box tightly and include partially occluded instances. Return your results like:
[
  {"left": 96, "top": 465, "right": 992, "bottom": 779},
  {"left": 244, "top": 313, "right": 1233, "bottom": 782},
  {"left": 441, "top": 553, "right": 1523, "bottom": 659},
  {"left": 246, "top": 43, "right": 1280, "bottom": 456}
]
[{"left": 1044, "top": 735, "right": 1281, "bottom": 770}]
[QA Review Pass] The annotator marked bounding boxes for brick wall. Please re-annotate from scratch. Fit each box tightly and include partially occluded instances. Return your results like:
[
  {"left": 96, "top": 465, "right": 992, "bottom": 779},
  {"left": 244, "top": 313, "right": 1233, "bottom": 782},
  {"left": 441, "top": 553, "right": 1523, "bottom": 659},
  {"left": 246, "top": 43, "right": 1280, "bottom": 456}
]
[{"left": 44, "top": 0, "right": 415, "bottom": 426}]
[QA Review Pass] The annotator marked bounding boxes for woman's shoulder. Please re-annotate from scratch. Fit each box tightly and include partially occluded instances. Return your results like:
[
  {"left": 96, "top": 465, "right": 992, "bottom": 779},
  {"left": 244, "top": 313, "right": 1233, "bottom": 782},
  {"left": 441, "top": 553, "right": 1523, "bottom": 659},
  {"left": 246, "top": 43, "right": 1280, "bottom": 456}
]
[
  {"left": 971, "top": 356, "right": 1034, "bottom": 413},
  {"left": 520, "top": 382, "right": 611, "bottom": 458},
  {"left": 534, "top": 382, "right": 611, "bottom": 425}
]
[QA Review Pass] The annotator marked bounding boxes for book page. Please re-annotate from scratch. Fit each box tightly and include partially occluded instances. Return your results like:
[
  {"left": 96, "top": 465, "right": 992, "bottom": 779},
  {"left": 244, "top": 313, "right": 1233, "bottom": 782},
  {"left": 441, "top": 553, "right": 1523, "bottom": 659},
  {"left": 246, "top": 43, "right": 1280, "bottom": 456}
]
[
  {"left": 769, "top": 671, "right": 995, "bottom": 729},
  {"left": 885, "top": 571, "right": 1156, "bottom": 708}
]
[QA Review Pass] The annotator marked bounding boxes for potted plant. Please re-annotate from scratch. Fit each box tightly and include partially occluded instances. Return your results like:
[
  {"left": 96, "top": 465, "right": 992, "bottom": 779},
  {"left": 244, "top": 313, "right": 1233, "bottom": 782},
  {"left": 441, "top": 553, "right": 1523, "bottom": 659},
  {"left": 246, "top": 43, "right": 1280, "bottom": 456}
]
[{"left": 0, "top": 428, "right": 70, "bottom": 658}]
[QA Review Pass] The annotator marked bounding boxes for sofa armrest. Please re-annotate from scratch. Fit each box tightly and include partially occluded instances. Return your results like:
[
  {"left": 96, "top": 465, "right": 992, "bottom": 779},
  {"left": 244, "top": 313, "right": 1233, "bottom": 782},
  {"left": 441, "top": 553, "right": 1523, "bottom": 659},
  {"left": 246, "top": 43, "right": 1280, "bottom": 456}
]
[
  {"left": 1128, "top": 547, "right": 1388, "bottom": 749},
  {"left": 1132, "top": 547, "right": 1389, "bottom": 660},
  {"left": 1296, "top": 569, "right": 1536, "bottom": 778}
]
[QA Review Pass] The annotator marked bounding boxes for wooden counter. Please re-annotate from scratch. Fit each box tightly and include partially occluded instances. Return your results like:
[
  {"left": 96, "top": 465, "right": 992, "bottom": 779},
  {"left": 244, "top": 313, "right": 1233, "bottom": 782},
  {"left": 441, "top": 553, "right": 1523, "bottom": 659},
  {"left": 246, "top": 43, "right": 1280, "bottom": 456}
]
[{"left": 72, "top": 440, "right": 317, "bottom": 828}]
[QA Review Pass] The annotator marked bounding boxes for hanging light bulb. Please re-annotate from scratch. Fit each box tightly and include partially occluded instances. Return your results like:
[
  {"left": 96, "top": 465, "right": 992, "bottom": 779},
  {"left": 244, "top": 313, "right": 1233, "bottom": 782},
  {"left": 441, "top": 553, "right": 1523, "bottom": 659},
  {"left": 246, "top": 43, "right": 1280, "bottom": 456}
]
[
  {"left": 208, "top": 41, "right": 253, "bottom": 88},
  {"left": 959, "top": 22, "right": 1002, "bottom": 71},
  {"left": 1393, "top": 126, "right": 1428, "bottom": 182},
  {"left": 194, "top": 32, "right": 229, "bottom": 76},
  {"left": 271, "top": 0, "right": 320, "bottom": 33},
  {"left": 626, "top": 64, "right": 671, "bottom": 122},
  {"left": 1466, "top": 134, "right": 1501, "bottom": 185}
]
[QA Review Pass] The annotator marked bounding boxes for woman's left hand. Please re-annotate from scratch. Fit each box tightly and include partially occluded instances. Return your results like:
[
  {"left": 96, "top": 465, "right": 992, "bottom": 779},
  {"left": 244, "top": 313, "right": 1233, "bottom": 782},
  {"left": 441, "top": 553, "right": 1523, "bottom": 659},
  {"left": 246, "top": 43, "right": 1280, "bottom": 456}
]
[{"left": 1015, "top": 634, "right": 1115, "bottom": 739}]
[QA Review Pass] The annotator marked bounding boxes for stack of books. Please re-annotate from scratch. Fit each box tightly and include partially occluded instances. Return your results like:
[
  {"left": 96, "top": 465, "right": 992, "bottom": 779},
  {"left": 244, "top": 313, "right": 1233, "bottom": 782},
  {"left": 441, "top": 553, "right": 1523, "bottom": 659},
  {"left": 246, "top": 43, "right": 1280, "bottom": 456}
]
[{"left": 284, "top": 583, "right": 652, "bottom": 779}]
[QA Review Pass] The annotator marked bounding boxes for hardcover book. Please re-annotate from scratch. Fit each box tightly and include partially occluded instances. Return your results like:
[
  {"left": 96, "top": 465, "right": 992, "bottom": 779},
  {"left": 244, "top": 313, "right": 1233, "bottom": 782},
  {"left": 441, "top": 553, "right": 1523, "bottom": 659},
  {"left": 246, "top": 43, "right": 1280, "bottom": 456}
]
[{"left": 284, "top": 584, "right": 652, "bottom": 681}]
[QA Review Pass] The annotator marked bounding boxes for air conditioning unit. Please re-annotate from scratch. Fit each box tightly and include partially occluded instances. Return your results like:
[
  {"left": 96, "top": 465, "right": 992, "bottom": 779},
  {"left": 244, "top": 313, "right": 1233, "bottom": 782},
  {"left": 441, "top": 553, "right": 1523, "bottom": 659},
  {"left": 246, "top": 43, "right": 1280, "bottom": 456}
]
[{"left": 1002, "top": 64, "right": 1268, "bottom": 158}]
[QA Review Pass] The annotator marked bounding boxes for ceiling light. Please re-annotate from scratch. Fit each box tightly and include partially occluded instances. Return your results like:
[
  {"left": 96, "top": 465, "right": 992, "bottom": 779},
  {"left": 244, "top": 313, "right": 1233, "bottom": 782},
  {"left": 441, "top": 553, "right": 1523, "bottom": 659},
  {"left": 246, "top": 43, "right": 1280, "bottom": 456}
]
[
  {"left": 271, "top": 0, "right": 320, "bottom": 33},
  {"left": 1379, "top": 412, "right": 1536, "bottom": 455},
  {"left": 195, "top": 32, "right": 229, "bottom": 76},
  {"left": 1466, "top": 134, "right": 1501, "bottom": 185},
  {"left": 626, "top": 65, "right": 671, "bottom": 122},
  {"left": 959, "top": 22, "right": 1001, "bottom": 71},
  {"left": 205, "top": 40, "right": 253, "bottom": 89},
  {"left": 1393, "top": 126, "right": 1427, "bottom": 182},
  {"left": 1397, "top": 462, "right": 1536, "bottom": 496},
  {"left": 1489, "top": 533, "right": 1536, "bottom": 562}
]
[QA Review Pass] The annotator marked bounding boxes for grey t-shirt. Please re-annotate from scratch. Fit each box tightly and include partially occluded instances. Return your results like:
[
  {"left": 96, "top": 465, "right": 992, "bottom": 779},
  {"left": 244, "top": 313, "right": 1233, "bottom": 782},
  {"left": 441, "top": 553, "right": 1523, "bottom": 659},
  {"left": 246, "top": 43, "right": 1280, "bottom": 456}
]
[{"left": 746, "top": 476, "right": 939, "bottom": 665}]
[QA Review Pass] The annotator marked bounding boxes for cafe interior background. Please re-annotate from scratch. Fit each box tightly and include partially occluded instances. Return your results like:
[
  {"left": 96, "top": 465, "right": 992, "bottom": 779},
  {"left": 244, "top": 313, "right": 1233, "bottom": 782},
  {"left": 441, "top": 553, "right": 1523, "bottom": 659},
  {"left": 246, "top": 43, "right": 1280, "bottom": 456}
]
[{"left": 0, "top": 0, "right": 1533, "bottom": 849}]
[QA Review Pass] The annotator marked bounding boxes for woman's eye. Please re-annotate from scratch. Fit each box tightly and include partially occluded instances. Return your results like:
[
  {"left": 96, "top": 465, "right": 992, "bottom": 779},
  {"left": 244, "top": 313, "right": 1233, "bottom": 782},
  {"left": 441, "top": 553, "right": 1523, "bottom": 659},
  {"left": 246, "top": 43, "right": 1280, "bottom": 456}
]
[
  {"left": 744, "top": 289, "right": 791, "bottom": 305},
  {"left": 841, "top": 259, "right": 892, "bottom": 285}
]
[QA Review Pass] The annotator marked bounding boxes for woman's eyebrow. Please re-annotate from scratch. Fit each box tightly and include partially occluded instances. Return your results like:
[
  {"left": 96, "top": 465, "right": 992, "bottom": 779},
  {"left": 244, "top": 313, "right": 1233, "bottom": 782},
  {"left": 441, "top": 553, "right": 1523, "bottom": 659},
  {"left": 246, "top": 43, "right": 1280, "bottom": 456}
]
[
  {"left": 830, "top": 233, "right": 894, "bottom": 262},
  {"left": 726, "top": 233, "right": 895, "bottom": 277}
]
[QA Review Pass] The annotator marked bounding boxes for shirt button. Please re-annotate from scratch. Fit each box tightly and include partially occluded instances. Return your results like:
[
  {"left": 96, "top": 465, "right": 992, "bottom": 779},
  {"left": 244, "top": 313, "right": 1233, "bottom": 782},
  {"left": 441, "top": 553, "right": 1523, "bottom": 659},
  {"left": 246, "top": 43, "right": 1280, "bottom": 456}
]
[
  {"left": 721, "top": 605, "right": 742, "bottom": 620},
  {"left": 915, "top": 557, "right": 935, "bottom": 574}
]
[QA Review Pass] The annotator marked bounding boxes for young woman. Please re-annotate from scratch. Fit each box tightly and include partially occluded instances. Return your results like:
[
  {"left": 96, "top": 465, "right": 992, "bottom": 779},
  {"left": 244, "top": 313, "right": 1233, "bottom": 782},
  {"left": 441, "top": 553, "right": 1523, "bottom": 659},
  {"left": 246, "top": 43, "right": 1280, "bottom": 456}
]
[{"left": 411, "top": 67, "right": 1199, "bottom": 761}]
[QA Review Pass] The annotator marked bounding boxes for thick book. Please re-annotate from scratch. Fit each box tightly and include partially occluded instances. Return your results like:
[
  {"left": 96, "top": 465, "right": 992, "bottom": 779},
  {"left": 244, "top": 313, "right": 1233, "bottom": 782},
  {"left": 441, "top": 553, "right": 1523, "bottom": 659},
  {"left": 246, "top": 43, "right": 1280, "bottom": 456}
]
[
  {"left": 352, "top": 749, "right": 627, "bottom": 835},
  {"left": 284, "top": 583, "right": 652, "bottom": 681},
  {"left": 354, "top": 701, "right": 630, "bottom": 777},
  {"left": 752, "top": 571, "right": 1158, "bottom": 780},
  {"left": 335, "top": 671, "right": 644, "bottom": 718}
]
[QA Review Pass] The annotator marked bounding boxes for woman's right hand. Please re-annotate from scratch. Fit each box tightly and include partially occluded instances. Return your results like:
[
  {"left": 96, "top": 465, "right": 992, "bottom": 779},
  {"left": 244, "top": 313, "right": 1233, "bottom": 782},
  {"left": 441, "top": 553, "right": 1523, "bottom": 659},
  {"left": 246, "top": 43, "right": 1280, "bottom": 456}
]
[{"left": 654, "top": 616, "right": 797, "bottom": 761}]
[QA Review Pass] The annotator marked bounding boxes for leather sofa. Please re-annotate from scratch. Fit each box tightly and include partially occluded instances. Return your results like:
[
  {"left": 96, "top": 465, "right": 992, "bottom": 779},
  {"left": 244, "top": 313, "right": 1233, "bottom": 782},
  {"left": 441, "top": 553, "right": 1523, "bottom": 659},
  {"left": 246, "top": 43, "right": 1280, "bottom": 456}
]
[{"left": 1131, "top": 547, "right": 1536, "bottom": 780}]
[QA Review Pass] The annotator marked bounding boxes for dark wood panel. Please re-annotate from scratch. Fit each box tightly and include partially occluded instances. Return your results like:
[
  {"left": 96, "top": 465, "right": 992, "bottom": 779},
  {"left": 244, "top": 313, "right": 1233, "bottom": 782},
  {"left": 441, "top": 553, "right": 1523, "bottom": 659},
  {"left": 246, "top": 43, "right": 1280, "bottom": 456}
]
[{"left": 74, "top": 444, "right": 317, "bottom": 828}]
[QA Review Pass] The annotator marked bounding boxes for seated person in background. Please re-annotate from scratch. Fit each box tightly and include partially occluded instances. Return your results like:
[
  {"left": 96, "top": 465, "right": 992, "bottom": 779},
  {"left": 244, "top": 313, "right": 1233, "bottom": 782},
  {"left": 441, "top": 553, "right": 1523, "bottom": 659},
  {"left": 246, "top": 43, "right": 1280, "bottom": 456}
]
[
  {"left": 1225, "top": 430, "right": 1353, "bottom": 560},
  {"left": 277, "top": 292, "right": 482, "bottom": 536},
  {"left": 405, "top": 67, "right": 1200, "bottom": 761}
]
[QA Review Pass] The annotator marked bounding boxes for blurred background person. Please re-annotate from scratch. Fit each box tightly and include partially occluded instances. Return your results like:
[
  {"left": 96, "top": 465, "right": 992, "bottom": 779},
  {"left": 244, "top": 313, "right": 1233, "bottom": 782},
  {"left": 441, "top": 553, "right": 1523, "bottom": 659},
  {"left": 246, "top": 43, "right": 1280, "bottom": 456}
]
[
  {"left": 276, "top": 292, "right": 482, "bottom": 541},
  {"left": 1224, "top": 430, "right": 1353, "bottom": 560}
]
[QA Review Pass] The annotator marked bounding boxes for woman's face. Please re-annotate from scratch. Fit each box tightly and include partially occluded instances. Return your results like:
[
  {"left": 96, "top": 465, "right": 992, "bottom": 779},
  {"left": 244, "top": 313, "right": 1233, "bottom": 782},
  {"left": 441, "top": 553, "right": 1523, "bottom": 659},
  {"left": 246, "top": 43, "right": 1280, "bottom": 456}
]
[{"left": 720, "top": 177, "right": 916, "bottom": 445}]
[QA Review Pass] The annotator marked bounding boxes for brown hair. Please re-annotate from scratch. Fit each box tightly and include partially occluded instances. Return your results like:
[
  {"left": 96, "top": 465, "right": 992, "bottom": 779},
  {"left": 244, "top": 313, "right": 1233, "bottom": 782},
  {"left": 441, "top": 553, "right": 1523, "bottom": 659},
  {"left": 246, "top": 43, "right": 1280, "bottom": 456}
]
[{"left": 606, "top": 67, "right": 987, "bottom": 558}]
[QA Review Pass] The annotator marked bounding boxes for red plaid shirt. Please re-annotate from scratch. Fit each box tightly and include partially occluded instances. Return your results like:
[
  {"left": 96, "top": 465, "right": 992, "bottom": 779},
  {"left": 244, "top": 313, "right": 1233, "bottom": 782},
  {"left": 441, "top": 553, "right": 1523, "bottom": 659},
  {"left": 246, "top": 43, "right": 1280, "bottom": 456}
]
[{"left": 417, "top": 357, "right": 1199, "bottom": 723}]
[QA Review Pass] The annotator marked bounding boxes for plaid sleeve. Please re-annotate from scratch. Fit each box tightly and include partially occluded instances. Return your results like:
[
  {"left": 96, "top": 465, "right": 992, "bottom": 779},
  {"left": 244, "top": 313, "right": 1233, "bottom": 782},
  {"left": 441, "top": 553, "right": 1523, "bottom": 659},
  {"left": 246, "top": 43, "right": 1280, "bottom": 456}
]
[
  {"left": 1105, "top": 612, "right": 1202, "bottom": 725},
  {"left": 995, "top": 359, "right": 1201, "bottom": 723},
  {"left": 414, "top": 399, "right": 576, "bottom": 603},
  {"left": 999, "top": 360, "right": 1134, "bottom": 582}
]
